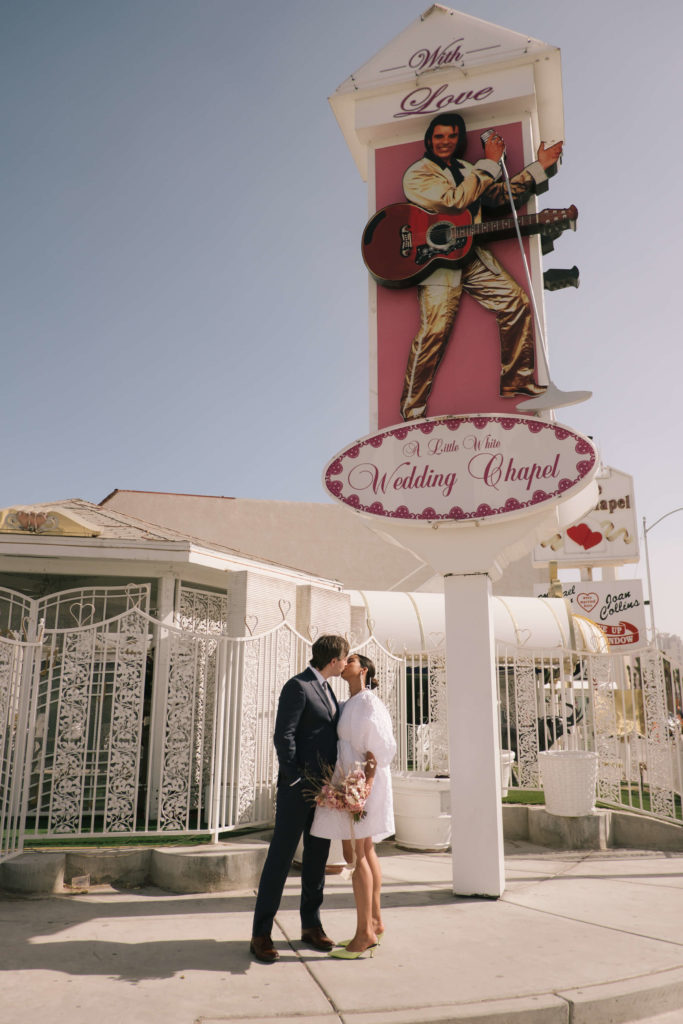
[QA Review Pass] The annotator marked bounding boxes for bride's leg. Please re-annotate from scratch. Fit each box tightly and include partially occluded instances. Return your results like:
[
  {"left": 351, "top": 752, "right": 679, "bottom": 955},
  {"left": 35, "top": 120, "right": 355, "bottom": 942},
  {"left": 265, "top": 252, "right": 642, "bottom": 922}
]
[
  {"left": 346, "top": 837, "right": 378, "bottom": 953},
  {"left": 342, "top": 839, "right": 354, "bottom": 866},
  {"left": 366, "top": 841, "right": 384, "bottom": 936}
]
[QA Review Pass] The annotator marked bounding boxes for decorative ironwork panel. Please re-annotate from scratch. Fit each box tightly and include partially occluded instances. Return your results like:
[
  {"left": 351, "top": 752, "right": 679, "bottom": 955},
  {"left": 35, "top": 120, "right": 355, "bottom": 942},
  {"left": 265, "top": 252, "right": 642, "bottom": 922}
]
[
  {"left": 176, "top": 585, "right": 227, "bottom": 802},
  {"left": 0, "top": 588, "right": 32, "bottom": 639},
  {"left": 357, "top": 637, "right": 405, "bottom": 770},
  {"left": 38, "top": 610, "right": 150, "bottom": 835},
  {"left": 176, "top": 585, "right": 228, "bottom": 635},
  {"left": 38, "top": 584, "right": 150, "bottom": 631},
  {"left": 159, "top": 629, "right": 200, "bottom": 830},
  {"left": 511, "top": 653, "right": 540, "bottom": 788},
  {"left": 587, "top": 653, "right": 622, "bottom": 805},
  {"left": 237, "top": 635, "right": 260, "bottom": 825},
  {"left": 426, "top": 649, "right": 448, "bottom": 773},
  {"left": 49, "top": 628, "right": 97, "bottom": 832},
  {"left": 104, "top": 611, "right": 151, "bottom": 832},
  {"left": 0, "top": 637, "right": 31, "bottom": 860},
  {"left": 639, "top": 650, "right": 676, "bottom": 819}
]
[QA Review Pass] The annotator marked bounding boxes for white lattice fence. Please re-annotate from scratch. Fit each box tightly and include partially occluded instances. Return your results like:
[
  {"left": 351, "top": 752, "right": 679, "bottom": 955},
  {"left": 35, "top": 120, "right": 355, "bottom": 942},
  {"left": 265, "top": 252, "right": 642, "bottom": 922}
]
[
  {"left": 497, "top": 642, "right": 682, "bottom": 825},
  {"left": 0, "top": 635, "right": 41, "bottom": 860},
  {"left": 4, "top": 585, "right": 681, "bottom": 857}
]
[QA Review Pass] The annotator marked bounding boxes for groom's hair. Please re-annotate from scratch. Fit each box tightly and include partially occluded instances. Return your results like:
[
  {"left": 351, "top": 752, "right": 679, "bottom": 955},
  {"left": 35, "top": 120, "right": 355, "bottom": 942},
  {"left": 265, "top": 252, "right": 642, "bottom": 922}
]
[{"left": 310, "top": 635, "right": 349, "bottom": 669}]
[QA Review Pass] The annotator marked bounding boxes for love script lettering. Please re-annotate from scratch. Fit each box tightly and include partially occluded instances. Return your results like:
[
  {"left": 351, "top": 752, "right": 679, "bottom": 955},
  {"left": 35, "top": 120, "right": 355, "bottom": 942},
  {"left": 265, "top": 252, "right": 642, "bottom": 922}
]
[{"left": 395, "top": 82, "right": 494, "bottom": 118}]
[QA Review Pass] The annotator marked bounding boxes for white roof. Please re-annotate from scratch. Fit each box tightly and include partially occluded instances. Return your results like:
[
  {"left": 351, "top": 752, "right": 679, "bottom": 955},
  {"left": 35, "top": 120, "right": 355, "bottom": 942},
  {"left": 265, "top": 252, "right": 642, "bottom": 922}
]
[{"left": 348, "top": 590, "right": 607, "bottom": 652}]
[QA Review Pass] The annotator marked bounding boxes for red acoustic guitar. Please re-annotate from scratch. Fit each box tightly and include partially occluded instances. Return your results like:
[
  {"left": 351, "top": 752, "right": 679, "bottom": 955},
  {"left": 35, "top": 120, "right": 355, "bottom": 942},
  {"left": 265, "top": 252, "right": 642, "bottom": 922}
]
[{"left": 361, "top": 203, "right": 578, "bottom": 288}]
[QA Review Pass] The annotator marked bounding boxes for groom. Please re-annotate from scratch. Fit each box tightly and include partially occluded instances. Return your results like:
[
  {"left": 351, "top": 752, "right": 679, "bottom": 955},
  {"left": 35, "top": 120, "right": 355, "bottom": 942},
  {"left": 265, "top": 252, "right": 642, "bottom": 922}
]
[{"left": 250, "top": 634, "right": 349, "bottom": 963}]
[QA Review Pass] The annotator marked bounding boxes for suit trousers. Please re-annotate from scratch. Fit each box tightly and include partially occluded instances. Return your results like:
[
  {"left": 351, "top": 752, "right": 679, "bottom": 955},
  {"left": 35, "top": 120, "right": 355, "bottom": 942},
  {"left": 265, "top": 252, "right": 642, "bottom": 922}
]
[
  {"left": 252, "top": 781, "right": 331, "bottom": 938},
  {"left": 400, "top": 252, "right": 536, "bottom": 420}
]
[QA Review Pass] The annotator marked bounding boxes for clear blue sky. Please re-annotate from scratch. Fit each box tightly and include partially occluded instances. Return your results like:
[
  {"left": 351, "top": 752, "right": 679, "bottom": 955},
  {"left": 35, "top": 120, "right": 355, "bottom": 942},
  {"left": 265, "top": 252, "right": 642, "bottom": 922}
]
[{"left": 3, "top": 0, "right": 683, "bottom": 636}]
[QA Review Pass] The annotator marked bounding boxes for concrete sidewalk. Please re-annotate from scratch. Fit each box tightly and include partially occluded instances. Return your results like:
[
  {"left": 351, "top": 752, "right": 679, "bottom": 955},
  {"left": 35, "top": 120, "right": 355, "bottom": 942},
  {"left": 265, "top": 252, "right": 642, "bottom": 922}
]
[{"left": 1, "top": 840, "right": 682, "bottom": 1024}]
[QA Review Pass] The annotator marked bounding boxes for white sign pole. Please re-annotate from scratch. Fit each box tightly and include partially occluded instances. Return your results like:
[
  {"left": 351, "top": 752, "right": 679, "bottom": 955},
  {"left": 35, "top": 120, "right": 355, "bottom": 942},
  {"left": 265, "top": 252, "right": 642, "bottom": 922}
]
[{"left": 444, "top": 571, "right": 504, "bottom": 896}]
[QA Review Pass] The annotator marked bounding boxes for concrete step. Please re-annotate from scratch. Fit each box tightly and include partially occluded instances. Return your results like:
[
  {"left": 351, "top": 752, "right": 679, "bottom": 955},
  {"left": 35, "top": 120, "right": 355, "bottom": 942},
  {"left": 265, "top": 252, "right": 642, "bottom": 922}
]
[
  {"left": 0, "top": 833, "right": 270, "bottom": 895},
  {"left": 1, "top": 806, "right": 681, "bottom": 897},
  {"left": 557, "top": 966, "right": 683, "bottom": 1024},
  {"left": 504, "top": 804, "right": 683, "bottom": 852}
]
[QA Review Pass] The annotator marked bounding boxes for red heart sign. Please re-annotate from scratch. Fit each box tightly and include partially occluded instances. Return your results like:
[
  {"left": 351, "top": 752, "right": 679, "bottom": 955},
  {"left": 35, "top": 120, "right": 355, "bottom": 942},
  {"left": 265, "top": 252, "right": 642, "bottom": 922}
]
[
  {"left": 576, "top": 592, "right": 599, "bottom": 613},
  {"left": 567, "top": 523, "right": 603, "bottom": 550}
]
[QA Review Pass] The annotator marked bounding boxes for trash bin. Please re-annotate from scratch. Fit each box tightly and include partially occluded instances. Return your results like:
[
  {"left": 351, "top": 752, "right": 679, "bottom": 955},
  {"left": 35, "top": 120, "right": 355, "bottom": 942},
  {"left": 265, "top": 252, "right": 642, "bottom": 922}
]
[{"left": 538, "top": 750, "right": 598, "bottom": 817}]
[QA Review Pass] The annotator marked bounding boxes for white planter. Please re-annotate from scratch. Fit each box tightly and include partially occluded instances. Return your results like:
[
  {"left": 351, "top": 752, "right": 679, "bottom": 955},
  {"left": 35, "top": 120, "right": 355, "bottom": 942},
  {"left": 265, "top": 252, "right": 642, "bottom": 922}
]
[
  {"left": 500, "top": 750, "right": 515, "bottom": 797},
  {"left": 392, "top": 771, "right": 451, "bottom": 851},
  {"left": 293, "top": 836, "right": 346, "bottom": 870},
  {"left": 392, "top": 751, "right": 516, "bottom": 851},
  {"left": 538, "top": 750, "right": 598, "bottom": 817}
]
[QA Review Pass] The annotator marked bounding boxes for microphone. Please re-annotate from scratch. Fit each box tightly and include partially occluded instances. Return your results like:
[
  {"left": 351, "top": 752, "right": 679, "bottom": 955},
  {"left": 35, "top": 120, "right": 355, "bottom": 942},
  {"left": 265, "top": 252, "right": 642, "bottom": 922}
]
[{"left": 480, "top": 128, "right": 504, "bottom": 154}]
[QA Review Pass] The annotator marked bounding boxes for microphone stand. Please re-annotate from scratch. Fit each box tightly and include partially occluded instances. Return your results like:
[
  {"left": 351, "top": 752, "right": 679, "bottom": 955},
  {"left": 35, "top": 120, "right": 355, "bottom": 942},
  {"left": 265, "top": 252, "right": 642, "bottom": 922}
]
[{"left": 496, "top": 146, "right": 591, "bottom": 413}]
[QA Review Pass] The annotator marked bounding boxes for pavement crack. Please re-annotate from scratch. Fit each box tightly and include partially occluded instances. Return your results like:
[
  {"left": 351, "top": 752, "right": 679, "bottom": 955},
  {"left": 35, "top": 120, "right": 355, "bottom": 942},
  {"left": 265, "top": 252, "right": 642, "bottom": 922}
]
[
  {"left": 274, "top": 918, "right": 343, "bottom": 1023},
  {"left": 503, "top": 897, "right": 683, "bottom": 949}
]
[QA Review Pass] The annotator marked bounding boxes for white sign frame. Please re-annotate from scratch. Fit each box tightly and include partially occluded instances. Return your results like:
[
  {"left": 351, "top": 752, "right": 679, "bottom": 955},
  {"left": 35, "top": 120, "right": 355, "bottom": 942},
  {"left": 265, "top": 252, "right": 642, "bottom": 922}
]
[{"left": 323, "top": 414, "right": 598, "bottom": 524}]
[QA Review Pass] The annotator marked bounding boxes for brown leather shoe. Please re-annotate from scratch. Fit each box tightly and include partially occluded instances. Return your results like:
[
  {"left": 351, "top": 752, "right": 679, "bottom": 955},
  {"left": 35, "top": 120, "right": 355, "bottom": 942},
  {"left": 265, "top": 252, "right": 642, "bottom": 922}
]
[
  {"left": 301, "top": 927, "right": 335, "bottom": 951},
  {"left": 250, "top": 935, "right": 279, "bottom": 963}
]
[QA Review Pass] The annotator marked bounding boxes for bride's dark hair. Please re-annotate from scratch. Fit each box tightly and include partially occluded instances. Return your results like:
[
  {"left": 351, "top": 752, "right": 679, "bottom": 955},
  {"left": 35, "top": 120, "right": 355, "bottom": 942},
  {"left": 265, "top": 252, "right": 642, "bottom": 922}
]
[{"left": 356, "top": 653, "right": 378, "bottom": 690}]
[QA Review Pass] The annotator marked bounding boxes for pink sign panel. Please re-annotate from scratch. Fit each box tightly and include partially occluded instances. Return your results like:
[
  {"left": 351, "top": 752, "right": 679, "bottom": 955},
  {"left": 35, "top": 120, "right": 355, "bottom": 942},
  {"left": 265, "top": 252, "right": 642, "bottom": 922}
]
[
  {"left": 323, "top": 415, "right": 598, "bottom": 523},
  {"left": 373, "top": 122, "right": 544, "bottom": 429}
]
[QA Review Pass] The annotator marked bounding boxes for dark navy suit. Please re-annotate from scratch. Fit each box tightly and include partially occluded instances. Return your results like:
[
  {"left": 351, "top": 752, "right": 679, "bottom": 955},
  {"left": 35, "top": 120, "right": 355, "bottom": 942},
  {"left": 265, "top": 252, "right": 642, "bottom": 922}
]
[{"left": 252, "top": 665, "right": 339, "bottom": 938}]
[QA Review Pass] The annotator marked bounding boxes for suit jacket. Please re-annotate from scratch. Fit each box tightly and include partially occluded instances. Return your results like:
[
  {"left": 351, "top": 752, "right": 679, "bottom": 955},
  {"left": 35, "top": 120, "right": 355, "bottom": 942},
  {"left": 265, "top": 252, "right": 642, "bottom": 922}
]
[
  {"left": 402, "top": 155, "right": 549, "bottom": 287},
  {"left": 273, "top": 666, "right": 339, "bottom": 787}
]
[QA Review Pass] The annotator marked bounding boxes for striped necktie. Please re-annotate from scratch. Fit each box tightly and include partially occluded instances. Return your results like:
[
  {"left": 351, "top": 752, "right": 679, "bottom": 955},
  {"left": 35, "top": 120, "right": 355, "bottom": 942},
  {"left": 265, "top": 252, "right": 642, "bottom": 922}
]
[{"left": 321, "top": 679, "right": 336, "bottom": 714}]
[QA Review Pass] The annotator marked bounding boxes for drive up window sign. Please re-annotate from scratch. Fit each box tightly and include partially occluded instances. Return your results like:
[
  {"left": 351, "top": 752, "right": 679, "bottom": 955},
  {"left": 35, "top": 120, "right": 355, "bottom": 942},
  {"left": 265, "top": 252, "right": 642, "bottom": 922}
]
[{"left": 534, "top": 579, "right": 646, "bottom": 648}]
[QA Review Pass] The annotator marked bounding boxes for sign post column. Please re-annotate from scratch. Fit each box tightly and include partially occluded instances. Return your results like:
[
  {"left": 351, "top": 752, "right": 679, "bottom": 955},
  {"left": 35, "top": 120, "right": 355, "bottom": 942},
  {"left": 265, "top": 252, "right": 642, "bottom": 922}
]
[{"left": 444, "top": 570, "right": 504, "bottom": 896}]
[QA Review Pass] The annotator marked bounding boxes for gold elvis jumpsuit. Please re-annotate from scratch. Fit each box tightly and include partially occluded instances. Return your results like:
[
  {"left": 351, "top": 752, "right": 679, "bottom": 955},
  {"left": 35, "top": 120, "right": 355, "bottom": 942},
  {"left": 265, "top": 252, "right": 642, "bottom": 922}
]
[{"left": 400, "top": 155, "right": 550, "bottom": 421}]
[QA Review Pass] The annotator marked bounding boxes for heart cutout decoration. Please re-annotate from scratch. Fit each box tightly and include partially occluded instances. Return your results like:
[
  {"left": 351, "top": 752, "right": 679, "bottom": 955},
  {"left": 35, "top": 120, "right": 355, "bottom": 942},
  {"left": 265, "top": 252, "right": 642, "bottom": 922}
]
[
  {"left": 576, "top": 592, "right": 599, "bottom": 613},
  {"left": 567, "top": 523, "right": 603, "bottom": 550},
  {"left": 517, "top": 628, "right": 532, "bottom": 647}
]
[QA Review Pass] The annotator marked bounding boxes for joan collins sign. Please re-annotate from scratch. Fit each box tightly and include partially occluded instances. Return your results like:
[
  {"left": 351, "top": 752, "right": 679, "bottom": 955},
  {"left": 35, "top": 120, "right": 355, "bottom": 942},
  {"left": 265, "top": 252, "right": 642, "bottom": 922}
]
[{"left": 323, "top": 414, "right": 598, "bottom": 523}]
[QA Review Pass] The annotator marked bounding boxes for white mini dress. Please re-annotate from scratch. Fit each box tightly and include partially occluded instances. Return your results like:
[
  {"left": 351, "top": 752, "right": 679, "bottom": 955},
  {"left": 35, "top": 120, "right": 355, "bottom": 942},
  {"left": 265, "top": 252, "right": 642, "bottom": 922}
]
[{"left": 310, "top": 688, "right": 396, "bottom": 842}]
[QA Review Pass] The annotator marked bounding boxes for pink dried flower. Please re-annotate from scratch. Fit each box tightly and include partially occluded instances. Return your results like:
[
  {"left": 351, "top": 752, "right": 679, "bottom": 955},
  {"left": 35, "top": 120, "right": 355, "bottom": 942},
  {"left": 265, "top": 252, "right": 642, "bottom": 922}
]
[{"left": 311, "top": 762, "right": 371, "bottom": 822}]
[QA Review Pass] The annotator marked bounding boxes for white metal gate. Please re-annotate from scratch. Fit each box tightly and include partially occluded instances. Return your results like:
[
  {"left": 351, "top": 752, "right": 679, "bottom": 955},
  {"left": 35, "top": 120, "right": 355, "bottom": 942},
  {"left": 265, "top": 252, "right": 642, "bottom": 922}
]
[
  {"left": 2, "top": 579, "right": 681, "bottom": 860},
  {"left": 0, "top": 634, "right": 41, "bottom": 861}
]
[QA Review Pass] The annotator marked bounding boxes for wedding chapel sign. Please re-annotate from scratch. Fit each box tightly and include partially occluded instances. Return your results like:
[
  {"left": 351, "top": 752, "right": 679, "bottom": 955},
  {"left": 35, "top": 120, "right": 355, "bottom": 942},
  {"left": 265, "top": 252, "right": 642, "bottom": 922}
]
[
  {"left": 533, "top": 467, "right": 638, "bottom": 567},
  {"left": 323, "top": 414, "right": 598, "bottom": 522},
  {"left": 325, "top": 7, "right": 597, "bottom": 899}
]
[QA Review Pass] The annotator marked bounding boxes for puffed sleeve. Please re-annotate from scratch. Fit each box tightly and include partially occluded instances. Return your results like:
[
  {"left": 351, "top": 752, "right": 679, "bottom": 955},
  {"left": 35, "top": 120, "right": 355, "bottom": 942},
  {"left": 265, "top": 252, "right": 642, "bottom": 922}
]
[{"left": 354, "top": 692, "right": 397, "bottom": 767}]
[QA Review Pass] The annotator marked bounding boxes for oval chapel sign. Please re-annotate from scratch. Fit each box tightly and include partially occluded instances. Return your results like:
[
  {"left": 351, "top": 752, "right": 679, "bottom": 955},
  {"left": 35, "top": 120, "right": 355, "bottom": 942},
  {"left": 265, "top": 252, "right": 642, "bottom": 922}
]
[{"left": 323, "top": 415, "right": 598, "bottom": 523}]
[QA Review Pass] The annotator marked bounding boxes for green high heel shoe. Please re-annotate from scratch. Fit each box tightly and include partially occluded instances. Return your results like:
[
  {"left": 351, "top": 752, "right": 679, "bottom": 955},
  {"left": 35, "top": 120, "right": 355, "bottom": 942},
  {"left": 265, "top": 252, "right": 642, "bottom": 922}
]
[
  {"left": 328, "top": 943, "right": 377, "bottom": 960},
  {"left": 338, "top": 931, "right": 384, "bottom": 948}
]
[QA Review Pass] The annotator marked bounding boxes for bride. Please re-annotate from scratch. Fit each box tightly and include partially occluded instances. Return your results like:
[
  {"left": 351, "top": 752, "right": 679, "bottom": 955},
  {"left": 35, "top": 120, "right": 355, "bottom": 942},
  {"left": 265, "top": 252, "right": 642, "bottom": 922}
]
[{"left": 310, "top": 653, "right": 396, "bottom": 959}]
